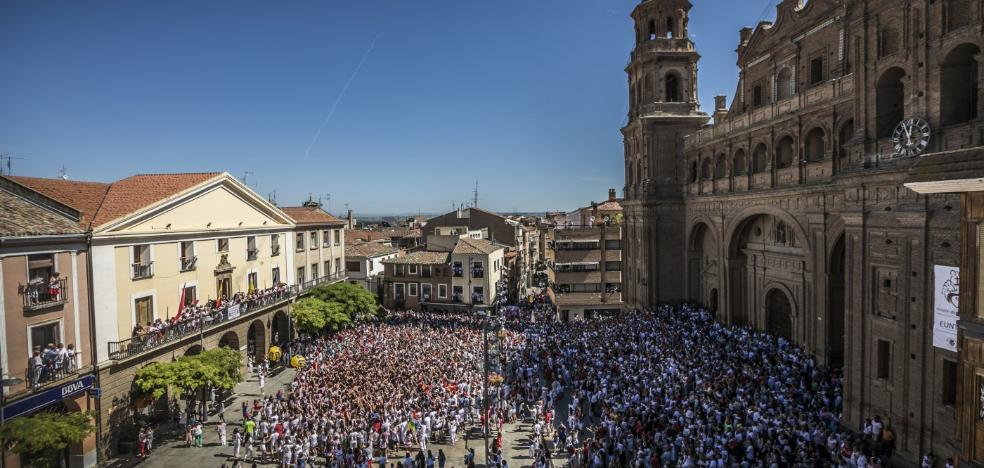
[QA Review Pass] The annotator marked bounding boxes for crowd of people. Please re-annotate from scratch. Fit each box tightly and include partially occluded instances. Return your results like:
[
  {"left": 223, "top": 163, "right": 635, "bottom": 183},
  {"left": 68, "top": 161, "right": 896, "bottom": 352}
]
[
  {"left": 519, "top": 305, "right": 880, "bottom": 467},
  {"left": 128, "top": 284, "right": 290, "bottom": 350},
  {"left": 160, "top": 301, "right": 946, "bottom": 467},
  {"left": 216, "top": 310, "right": 525, "bottom": 467}
]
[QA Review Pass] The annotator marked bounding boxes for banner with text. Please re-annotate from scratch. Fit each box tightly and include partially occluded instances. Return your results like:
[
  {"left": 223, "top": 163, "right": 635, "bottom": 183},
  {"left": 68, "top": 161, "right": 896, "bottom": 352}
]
[
  {"left": 227, "top": 304, "right": 241, "bottom": 320},
  {"left": 933, "top": 265, "right": 960, "bottom": 352}
]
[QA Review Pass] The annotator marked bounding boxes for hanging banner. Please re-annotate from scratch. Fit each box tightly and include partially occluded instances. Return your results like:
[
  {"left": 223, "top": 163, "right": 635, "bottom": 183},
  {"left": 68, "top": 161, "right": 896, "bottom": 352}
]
[
  {"left": 226, "top": 304, "right": 241, "bottom": 320},
  {"left": 933, "top": 265, "right": 960, "bottom": 352}
]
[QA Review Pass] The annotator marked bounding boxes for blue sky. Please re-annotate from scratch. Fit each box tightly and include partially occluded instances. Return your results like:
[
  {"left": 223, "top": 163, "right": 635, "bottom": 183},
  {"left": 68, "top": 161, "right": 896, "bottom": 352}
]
[{"left": 0, "top": 0, "right": 782, "bottom": 214}]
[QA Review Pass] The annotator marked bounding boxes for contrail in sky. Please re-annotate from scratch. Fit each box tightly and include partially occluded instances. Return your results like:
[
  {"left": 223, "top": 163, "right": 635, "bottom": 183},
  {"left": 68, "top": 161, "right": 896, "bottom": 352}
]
[{"left": 304, "top": 33, "right": 380, "bottom": 163}]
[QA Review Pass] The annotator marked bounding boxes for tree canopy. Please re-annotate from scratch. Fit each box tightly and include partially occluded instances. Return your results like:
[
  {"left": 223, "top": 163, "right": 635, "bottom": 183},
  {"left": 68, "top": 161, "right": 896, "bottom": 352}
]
[
  {"left": 134, "top": 347, "right": 242, "bottom": 398},
  {"left": 0, "top": 411, "right": 94, "bottom": 466},
  {"left": 292, "top": 297, "right": 353, "bottom": 334},
  {"left": 310, "top": 282, "right": 378, "bottom": 321}
]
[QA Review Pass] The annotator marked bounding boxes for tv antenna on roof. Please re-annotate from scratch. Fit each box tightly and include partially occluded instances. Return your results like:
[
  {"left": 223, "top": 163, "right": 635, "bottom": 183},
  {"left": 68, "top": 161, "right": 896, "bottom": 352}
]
[
  {"left": 0, "top": 153, "right": 25, "bottom": 176},
  {"left": 472, "top": 180, "right": 479, "bottom": 208},
  {"left": 59, "top": 165, "right": 69, "bottom": 180},
  {"left": 241, "top": 171, "right": 256, "bottom": 189},
  {"left": 317, "top": 193, "right": 331, "bottom": 212}
]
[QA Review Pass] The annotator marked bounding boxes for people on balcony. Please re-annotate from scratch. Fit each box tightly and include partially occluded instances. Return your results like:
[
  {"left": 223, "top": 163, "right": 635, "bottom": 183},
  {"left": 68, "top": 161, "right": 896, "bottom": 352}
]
[
  {"left": 28, "top": 342, "right": 78, "bottom": 388},
  {"left": 20, "top": 272, "right": 65, "bottom": 306},
  {"left": 126, "top": 283, "right": 290, "bottom": 355}
]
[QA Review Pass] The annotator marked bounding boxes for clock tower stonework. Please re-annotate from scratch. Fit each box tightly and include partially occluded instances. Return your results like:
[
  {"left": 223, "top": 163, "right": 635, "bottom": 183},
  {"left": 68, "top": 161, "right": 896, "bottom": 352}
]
[{"left": 621, "top": 0, "right": 708, "bottom": 307}]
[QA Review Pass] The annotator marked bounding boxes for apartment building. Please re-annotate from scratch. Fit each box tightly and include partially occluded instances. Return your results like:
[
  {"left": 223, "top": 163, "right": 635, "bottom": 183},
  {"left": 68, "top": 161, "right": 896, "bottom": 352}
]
[
  {"left": 0, "top": 178, "right": 97, "bottom": 468},
  {"left": 282, "top": 202, "right": 347, "bottom": 286}
]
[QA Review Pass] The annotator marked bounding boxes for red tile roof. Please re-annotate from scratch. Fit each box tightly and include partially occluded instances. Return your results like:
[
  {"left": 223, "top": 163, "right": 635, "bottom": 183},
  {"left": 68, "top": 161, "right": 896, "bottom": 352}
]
[
  {"left": 346, "top": 230, "right": 391, "bottom": 243},
  {"left": 7, "top": 172, "right": 222, "bottom": 229},
  {"left": 6, "top": 176, "right": 110, "bottom": 228},
  {"left": 92, "top": 173, "right": 221, "bottom": 226},
  {"left": 280, "top": 206, "right": 345, "bottom": 226}
]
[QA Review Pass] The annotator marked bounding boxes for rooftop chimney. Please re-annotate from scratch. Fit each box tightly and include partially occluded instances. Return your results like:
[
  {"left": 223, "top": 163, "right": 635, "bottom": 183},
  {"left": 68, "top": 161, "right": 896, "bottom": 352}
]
[
  {"left": 347, "top": 209, "right": 353, "bottom": 228},
  {"left": 608, "top": 188, "right": 617, "bottom": 201}
]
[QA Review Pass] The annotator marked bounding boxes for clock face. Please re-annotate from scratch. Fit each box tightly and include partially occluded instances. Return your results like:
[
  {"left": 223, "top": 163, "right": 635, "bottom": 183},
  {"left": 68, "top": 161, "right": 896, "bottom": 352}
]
[{"left": 892, "top": 117, "right": 931, "bottom": 158}]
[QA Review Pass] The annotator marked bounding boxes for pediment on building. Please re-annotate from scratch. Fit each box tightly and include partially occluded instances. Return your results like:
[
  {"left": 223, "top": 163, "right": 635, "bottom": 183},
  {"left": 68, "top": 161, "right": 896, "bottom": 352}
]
[{"left": 94, "top": 174, "right": 294, "bottom": 236}]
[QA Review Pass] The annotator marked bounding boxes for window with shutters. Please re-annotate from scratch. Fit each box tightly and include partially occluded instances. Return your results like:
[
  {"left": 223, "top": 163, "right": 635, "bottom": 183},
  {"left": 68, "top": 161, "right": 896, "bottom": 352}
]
[{"left": 134, "top": 296, "right": 154, "bottom": 326}]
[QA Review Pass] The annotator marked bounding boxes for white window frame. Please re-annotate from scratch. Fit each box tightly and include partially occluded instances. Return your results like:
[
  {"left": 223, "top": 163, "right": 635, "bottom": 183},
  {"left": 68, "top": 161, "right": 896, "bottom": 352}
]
[
  {"left": 394, "top": 282, "right": 405, "bottom": 298},
  {"left": 309, "top": 231, "right": 318, "bottom": 250},
  {"left": 129, "top": 244, "right": 154, "bottom": 279},
  {"left": 334, "top": 229, "right": 341, "bottom": 246},
  {"left": 217, "top": 238, "right": 230, "bottom": 253},
  {"left": 272, "top": 266, "right": 281, "bottom": 285},
  {"left": 26, "top": 318, "right": 64, "bottom": 356},
  {"left": 438, "top": 284, "right": 448, "bottom": 299},
  {"left": 422, "top": 283, "right": 432, "bottom": 300},
  {"left": 179, "top": 241, "right": 196, "bottom": 268},
  {"left": 409, "top": 283, "right": 418, "bottom": 296},
  {"left": 323, "top": 230, "right": 330, "bottom": 248},
  {"left": 409, "top": 264, "right": 419, "bottom": 275}
]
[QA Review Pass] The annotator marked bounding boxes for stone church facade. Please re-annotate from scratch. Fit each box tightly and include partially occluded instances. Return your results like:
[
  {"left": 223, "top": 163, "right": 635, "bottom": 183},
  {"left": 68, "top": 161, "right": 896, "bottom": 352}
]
[{"left": 621, "top": 0, "right": 983, "bottom": 462}]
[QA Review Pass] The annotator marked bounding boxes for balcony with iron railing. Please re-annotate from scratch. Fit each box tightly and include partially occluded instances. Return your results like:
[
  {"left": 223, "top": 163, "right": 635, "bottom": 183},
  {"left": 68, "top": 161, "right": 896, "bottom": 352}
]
[
  {"left": 107, "top": 271, "right": 347, "bottom": 361},
  {"left": 180, "top": 256, "right": 197, "bottom": 272},
  {"left": 25, "top": 352, "right": 81, "bottom": 390},
  {"left": 20, "top": 278, "right": 69, "bottom": 311},
  {"left": 132, "top": 261, "right": 154, "bottom": 279}
]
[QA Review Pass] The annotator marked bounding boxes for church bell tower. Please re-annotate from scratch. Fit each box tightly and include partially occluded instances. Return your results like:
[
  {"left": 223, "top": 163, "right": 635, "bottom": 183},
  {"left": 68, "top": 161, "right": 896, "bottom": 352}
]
[{"left": 621, "top": 0, "right": 708, "bottom": 307}]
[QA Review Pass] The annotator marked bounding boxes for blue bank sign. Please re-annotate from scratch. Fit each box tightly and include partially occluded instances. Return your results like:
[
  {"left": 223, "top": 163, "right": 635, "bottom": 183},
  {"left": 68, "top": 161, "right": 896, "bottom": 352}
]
[{"left": 1, "top": 374, "right": 95, "bottom": 421}]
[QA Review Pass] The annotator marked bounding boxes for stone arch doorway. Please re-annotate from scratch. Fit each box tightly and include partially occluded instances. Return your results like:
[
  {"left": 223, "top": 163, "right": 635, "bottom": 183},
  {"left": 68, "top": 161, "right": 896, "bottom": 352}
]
[
  {"left": 728, "top": 213, "right": 807, "bottom": 330},
  {"left": 687, "top": 222, "right": 718, "bottom": 307},
  {"left": 247, "top": 319, "right": 265, "bottom": 362},
  {"left": 218, "top": 330, "right": 240, "bottom": 351},
  {"left": 766, "top": 289, "right": 793, "bottom": 340},
  {"left": 827, "top": 234, "right": 847, "bottom": 367},
  {"left": 272, "top": 310, "right": 289, "bottom": 346}
]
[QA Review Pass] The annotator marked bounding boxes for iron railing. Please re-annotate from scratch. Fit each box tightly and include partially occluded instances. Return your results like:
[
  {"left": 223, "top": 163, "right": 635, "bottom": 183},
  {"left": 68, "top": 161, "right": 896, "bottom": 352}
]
[
  {"left": 26, "top": 352, "right": 80, "bottom": 389},
  {"left": 107, "top": 271, "right": 347, "bottom": 361},
  {"left": 21, "top": 278, "right": 69, "bottom": 310},
  {"left": 132, "top": 261, "right": 154, "bottom": 279},
  {"left": 180, "top": 256, "right": 197, "bottom": 272}
]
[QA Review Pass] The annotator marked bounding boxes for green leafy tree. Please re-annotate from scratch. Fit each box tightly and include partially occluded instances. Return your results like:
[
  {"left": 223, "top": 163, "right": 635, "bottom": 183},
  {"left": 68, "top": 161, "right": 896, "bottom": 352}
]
[
  {"left": 134, "top": 348, "right": 243, "bottom": 421},
  {"left": 194, "top": 347, "right": 242, "bottom": 391},
  {"left": 311, "top": 282, "right": 378, "bottom": 320},
  {"left": 0, "top": 412, "right": 94, "bottom": 467},
  {"left": 324, "top": 301, "right": 352, "bottom": 331},
  {"left": 292, "top": 297, "right": 329, "bottom": 333},
  {"left": 134, "top": 361, "right": 177, "bottom": 399}
]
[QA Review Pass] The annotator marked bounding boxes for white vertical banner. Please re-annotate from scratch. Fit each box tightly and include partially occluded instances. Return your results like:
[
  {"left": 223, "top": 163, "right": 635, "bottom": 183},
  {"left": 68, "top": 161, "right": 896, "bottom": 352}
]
[{"left": 933, "top": 265, "right": 960, "bottom": 352}]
